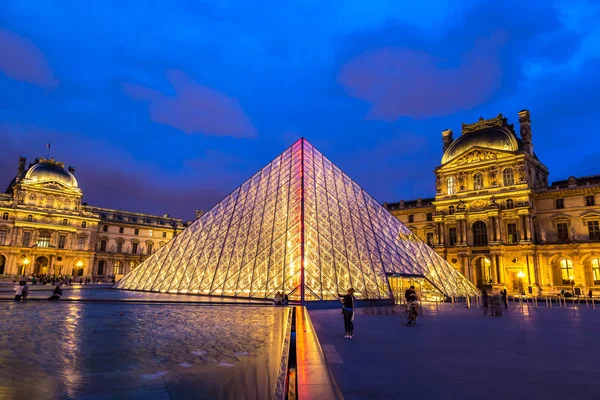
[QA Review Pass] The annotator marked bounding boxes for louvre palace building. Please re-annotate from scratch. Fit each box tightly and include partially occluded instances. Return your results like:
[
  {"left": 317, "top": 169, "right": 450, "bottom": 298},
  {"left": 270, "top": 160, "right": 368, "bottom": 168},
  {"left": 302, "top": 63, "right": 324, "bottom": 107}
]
[
  {"left": 0, "top": 157, "right": 186, "bottom": 279},
  {"left": 385, "top": 110, "right": 600, "bottom": 295}
]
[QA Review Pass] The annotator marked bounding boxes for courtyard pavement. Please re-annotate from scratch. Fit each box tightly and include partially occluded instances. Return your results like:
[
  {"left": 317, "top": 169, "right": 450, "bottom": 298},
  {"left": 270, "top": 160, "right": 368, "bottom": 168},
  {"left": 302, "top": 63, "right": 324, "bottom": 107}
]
[{"left": 309, "top": 303, "right": 600, "bottom": 400}]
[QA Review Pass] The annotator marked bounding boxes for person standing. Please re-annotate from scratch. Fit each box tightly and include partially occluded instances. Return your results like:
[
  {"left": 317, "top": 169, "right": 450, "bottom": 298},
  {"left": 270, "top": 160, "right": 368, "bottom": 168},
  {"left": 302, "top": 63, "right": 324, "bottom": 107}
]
[
  {"left": 481, "top": 288, "right": 489, "bottom": 316},
  {"left": 338, "top": 288, "right": 356, "bottom": 339},
  {"left": 501, "top": 289, "right": 508, "bottom": 309},
  {"left": 274, "top": 291, "right": 282, "bottom": 305},
  {"left": 21, "top": 281, "right": 30, "bottom": 302}
]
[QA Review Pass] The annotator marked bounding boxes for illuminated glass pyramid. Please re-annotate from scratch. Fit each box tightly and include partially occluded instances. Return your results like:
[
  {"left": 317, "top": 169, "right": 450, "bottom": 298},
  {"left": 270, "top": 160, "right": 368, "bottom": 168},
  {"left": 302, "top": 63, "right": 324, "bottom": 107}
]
[{"left": 115, "top": 139, "right": 478, "bottom": 300}]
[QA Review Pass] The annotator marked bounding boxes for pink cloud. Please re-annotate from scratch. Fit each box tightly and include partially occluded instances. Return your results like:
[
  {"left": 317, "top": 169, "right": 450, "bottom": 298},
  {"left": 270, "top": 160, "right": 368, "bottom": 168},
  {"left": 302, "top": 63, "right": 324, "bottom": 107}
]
[
  {"left": 123, "top": 70, "right": 257, "bottom": 138},
  {"left": 338, "top": 33, "right": 505, "bottom": 120},
  {"left": 0, "top": 30, "right": 58, "bottom": 89}
]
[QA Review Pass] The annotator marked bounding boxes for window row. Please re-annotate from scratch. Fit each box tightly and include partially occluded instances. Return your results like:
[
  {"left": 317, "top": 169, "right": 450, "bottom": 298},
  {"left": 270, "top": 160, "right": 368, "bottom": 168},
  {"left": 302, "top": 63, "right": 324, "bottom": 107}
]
[
  {"left": 556, "top": 195, "right": 596, "bottom": 209},
  {"left": 555, "top": 221, "right": 600, "bottom": 242},
  {"left": 98, "top": 239, "right": 155, "bottom": 255},
  {"left": 101, "top": 225, "right": 167, "bottom": 238},
  {"left": 446, "top": 168, "right": 516, "bottom": 195},
  {"left": 560, "top": 258, "right": 600, "bottom": 285}
]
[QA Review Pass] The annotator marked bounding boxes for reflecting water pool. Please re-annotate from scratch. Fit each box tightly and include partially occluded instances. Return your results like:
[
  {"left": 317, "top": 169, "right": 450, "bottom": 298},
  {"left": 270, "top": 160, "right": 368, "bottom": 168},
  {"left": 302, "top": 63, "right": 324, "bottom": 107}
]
[{"left": 0, "top": 302, "right": 290, "bottom": 399}]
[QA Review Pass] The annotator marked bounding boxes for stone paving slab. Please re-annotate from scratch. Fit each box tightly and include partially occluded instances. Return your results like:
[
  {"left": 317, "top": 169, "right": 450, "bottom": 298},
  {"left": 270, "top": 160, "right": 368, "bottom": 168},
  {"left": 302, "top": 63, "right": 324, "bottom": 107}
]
[{"left": 309, "top": 303, "right": 600, "bottom": 400}]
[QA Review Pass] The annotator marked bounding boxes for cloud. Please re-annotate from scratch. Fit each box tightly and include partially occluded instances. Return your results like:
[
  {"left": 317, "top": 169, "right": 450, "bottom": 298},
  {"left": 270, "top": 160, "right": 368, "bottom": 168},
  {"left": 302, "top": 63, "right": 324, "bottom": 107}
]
[
  {"left": 0, "top": 29, "right": 58, "bottom": 89},
  {"left": 338, "top": 32, "right": 504, "bottom": 120},
  {"left": 123, "top": 69, "right": 256, "bottom": 138}
]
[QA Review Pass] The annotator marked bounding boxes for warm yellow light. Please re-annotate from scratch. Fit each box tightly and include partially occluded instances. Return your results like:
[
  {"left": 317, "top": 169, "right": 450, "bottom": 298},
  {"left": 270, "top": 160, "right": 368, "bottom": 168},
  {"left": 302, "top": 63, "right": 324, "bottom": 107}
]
[
  {"left": 569, "top": 275, "right": 574, "bottom": 280},
  {"left": 517, "top": 271, "right": 525, "bottom": 278},
  {"left": 23, "top": 258, "right": 30, "bottom": 265},
  {"left": 76, "top": 260, "right": 83, "bottom": 267}
]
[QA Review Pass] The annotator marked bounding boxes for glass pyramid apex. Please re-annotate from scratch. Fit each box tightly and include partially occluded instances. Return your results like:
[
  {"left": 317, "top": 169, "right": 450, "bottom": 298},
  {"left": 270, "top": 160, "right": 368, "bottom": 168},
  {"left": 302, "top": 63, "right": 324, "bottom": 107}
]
[{"left": 115, "top": 138, "right": 479, "bottom": 300}]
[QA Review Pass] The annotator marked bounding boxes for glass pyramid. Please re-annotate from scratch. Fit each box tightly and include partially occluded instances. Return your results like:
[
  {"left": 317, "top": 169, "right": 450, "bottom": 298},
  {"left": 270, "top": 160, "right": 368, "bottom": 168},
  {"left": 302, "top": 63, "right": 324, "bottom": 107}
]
[{"left": 115, "top": 139, "right": 479, "bottom": 300}]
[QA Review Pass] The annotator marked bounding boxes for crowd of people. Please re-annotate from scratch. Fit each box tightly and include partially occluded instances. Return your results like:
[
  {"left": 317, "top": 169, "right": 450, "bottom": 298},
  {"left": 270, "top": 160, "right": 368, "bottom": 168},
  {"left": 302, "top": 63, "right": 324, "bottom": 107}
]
[{"left": 273, "top": 291, "right": 289, "bottom": 305}]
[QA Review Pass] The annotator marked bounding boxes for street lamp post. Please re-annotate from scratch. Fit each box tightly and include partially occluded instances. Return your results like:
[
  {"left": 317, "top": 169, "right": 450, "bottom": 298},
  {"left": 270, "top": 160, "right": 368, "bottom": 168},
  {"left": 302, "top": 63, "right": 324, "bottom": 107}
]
[
  {"left": 517, "top": 271, "right": 525, "bottom": 296},
  {"left": 22, "top": 258, "right": 30, "bottom": 276}
]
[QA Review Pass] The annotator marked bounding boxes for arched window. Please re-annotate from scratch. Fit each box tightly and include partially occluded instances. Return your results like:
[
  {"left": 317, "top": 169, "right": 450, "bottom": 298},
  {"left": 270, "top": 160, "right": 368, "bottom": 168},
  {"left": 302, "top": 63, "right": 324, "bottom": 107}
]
[
  {"left": 38, "top": 231, "right": 51, "bottom": 248},
  {"left": 447, "top": 176, "right": 456, "bottom": 195},
  {"left": 560, "top": 259, "right": 573, "bottom": 284},
  {"left": 82, "top": 221, "right": 87, "bottom": 228},
  {"left": 114, "top": 261, "right": 123, "bottom": 275},
  {"left": 503, "top": 168, "right": 515, "bottom": 186},
  {"left": 2, "top": 212, "right": 8, "bottom": 220},
  {"left": 448, "top": 206, "right": 455, "bottom": 215},
  {"left": 506, "top": 199, "right": 514, "bottom": 209},
  {"left": 27, "top": 215, "right": 33, "bottom": 222},
  {"left": 592, "top": 259, "right": 600, "bottom": 285},
  {"left": 472, "top": 221, "right": 488, "bottom": 246},
  {"left": 62, "top": 219, "right": 68, "bottom": 226},
  {"left": 473, "top": 173, "right": 483, "bottom": 190},
  {"left": 97, "top": 260, "right": 105, "bottom": 276}
]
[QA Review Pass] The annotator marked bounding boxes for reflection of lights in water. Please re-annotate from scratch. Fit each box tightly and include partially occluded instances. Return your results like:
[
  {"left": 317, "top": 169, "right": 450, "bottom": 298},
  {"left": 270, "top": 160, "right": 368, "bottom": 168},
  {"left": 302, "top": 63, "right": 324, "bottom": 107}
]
[{"left": 59, "top": 303, "right": 83, "bottom": 398}]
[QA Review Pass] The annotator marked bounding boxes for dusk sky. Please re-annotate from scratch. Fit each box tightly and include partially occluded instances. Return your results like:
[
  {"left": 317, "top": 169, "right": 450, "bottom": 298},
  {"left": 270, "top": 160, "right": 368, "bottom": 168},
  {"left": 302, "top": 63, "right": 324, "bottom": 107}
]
[{"left": 1, "top": 1, "right": 599, "bottom": 220}]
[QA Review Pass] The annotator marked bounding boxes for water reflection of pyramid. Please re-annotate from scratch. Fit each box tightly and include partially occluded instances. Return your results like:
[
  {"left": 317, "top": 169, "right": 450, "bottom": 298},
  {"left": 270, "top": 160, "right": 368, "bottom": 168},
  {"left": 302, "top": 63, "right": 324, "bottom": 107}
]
[{"left": 115, "top": 139, "right": 478, "bottom": 301}]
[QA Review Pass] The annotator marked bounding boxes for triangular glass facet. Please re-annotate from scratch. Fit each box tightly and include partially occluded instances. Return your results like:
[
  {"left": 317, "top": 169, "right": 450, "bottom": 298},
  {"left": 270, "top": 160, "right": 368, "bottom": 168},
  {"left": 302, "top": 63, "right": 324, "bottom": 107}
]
[{"left": 115, "top": 139, "right": 479, "bottom": 300}]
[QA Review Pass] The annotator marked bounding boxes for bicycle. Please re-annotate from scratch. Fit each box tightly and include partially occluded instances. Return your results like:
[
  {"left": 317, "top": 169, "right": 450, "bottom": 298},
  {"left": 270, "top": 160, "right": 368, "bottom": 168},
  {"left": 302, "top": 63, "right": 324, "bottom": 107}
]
[{"left": 401, "top": 301, "right": 418, "bottom": 326}]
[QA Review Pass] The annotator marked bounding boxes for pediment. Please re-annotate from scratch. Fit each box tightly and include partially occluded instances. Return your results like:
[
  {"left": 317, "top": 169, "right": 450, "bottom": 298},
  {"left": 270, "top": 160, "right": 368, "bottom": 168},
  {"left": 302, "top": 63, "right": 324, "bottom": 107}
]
[
  {"left": 22, "top": 180, "right": 81, "bottom": 194},
  {"left": 442, "top": 147, "right": 514, "bottom": 168}
]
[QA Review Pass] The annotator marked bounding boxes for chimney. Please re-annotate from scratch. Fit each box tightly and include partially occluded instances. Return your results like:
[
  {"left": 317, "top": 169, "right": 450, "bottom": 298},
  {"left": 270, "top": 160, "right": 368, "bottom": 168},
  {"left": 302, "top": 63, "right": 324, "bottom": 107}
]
[
  {"left": 518, "top": 110, "right": 533, "bottom": 155},
  {"left": 442, "top": 129, "right": 453, "bottom": 152},
  {"left": 68, "top": 166, "right": 76, "bottom": 174},
  {"left": 16, "top": 157, "right": 26, "bottom": 182}
]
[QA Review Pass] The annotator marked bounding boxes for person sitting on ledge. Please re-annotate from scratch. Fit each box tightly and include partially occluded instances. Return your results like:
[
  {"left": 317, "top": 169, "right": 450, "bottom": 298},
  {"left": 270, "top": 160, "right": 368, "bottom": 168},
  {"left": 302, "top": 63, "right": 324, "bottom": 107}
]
[
  {"left": 48, "top": 285, "right": 63, "bottom": 301},
  {"left": 274, "top": 291, "right": 283, "bottom": 305}
]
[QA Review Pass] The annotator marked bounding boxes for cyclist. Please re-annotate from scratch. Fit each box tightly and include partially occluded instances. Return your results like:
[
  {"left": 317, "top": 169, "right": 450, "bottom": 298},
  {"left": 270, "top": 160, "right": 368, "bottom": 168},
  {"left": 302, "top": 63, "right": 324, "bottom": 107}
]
[{"left": 404, "top": 285, "right": 418, "bottom": 318}]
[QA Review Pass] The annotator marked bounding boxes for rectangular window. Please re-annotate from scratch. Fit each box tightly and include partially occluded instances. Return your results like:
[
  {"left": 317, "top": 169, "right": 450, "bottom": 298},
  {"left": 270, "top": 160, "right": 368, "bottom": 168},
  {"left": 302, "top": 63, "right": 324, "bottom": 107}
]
[
  {"left": 149, "top": 229, "right": 153, "bottom": 237},
  {"left": 103, "top": 225, "right": 108, "bottom": 232},
  {"left": 507, "top": 223, "right": 518, "bottom": 244},
  {"left": 0, "top": 230, "right": 6, "bottom": 245},
  {"left": 22, "top": 232, "right": 31, "bottom": 247},
  {"left": 27, "top": 215, "right": 32, "bottom": 222},
  {"left": 588, "top": 221, "right": 600, "bottom": 241},
  {"left": 134, "top": 228, "right": 139, "bottom": 235},
  {"left": 78, "top": 237, "right": 85, "bottom": 250},
  {"left": 586, "top": 195, "right": 595, "bottom": 206},
  {"left": 426, "top": 232, "right": 434, "bottom": 246},
  {"left": 58, "top": 235, "right": 66, "bottom": 249},
  {"left": 448, "top": 206, "right": 454, "bottom": 215},
  {"left": 119, "top": 227, "right": 124, "bottom": 234},
  {"left": 2, "top": 212, "right": 8, "bottom": 220},
  {"left": 448, "top": 227, "right": 457, "bottom": 246},
  {"left": 100, "top": 239, "right": 107, "bottom": 252},
  {"left": 408, "top": 215, "right": 414, "bottom": 223},
  {"left": 556, "top": 198, "right": 564, "bottom": 209},
  {"left": 132, "top": 242, "right": 138, "bottom": 254},
  {"left": 426, "top": 213, "right": 433, "bottom": 221},
  {"left": 557, "top": 223, "right": 569, "bottom": 242},
  {"left": 117, "top": 241, "right": 123, "bottom": 253},
  {"left": 163, "top": 232, "right": 167, "bottom": 238},
  {"left": 147, "top": 243, "right": 153, "bottom": 254}
]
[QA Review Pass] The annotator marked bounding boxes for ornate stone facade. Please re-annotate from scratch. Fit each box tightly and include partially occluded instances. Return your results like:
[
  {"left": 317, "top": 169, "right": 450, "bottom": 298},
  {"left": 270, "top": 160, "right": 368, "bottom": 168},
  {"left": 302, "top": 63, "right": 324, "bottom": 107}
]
[
  {"left": 386, "top": 110, "right": 600, "bottom": 295},
  {"left": 0, "top": 157, "right": 186, "bottom": 279}
]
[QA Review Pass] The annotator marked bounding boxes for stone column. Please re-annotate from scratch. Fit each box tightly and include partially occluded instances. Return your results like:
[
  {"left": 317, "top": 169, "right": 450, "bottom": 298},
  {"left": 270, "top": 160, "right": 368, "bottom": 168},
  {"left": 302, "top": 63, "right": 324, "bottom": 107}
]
[
  {"left": 490, "top": 254, "right": 499, "bottom": 284},
  {"left": 517, "top": 217, "right": 524, "bottom": 242},
  {"left": 528, "top": 216, "right": 535, "bottom": 243},
  {"left": 439, "top": 223, "right": 445, "bottom": 246},
  {"left": 436, "top": 222, "right": 441, "bottom": 246},
  {"left": 495, "top": 217, "right": 501, "bottom": 242},
  {"left": 461, "top": 219, "right": 468, "bottom": 245}
]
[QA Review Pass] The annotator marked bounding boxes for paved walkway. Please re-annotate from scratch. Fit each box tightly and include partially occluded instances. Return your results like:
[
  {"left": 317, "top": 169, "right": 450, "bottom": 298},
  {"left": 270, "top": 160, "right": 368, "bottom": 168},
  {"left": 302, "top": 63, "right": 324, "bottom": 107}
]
[{"left": 309, "top": 303, "right": 600, "bottom": 400}]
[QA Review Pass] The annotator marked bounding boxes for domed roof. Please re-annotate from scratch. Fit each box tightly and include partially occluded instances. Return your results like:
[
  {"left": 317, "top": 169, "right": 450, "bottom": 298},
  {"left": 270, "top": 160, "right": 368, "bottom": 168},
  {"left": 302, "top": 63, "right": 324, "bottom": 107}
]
[
  {"left": 24, "top": 160, "right": 78, "bottom": 188},
  {"left": 441, "top": 115, "right": 520, "bottom": 164}
]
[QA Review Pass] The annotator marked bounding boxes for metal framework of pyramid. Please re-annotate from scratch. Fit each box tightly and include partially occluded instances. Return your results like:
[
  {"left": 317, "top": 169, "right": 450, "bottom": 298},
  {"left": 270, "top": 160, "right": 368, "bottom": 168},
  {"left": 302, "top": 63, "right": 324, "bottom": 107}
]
[{"left": 115, "top": 138, "right": 478, "bottom": 301}]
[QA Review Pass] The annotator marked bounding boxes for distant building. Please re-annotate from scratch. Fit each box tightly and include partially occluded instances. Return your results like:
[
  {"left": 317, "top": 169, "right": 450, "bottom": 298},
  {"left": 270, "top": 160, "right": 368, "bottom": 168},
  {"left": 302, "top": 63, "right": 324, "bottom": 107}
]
[
  {"left": 385, "top": 110, "right": 600, "bottom": 295},
  {"left": 0, "top": 157, "right": 186, "bottom": 279}
]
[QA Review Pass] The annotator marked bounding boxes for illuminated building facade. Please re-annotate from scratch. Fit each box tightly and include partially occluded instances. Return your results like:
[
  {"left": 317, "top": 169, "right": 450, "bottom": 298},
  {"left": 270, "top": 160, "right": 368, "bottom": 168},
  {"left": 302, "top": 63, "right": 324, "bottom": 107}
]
[
  {"left": 0, "top": 157, "right": 186, "bottom": 279},
  {"left": 116, "top": 139, "right": 478, "bottom": 301},
  {"left": 386, "top": 111, "right": 600, "bottom": 295}
]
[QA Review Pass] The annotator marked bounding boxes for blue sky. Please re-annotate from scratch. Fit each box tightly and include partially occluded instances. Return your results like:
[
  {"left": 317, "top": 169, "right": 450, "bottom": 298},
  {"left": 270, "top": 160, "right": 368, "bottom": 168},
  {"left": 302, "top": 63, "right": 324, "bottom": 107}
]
[{"left": 1, "top": 1, "right": 599, "bottom": 220}]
